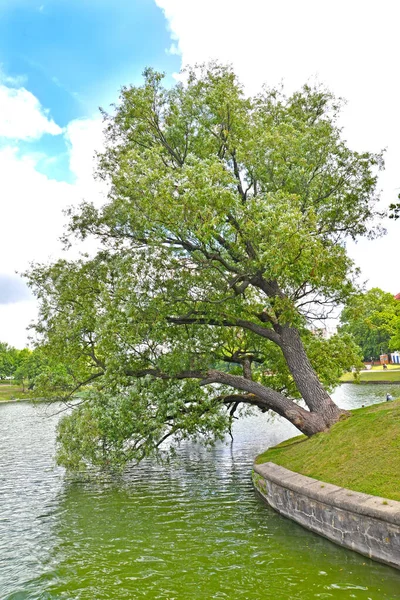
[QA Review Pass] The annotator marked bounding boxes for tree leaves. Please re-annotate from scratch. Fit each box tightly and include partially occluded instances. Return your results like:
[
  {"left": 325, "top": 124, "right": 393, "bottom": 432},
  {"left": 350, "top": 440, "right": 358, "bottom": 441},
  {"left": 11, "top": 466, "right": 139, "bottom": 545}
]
[
  {"left": 340, "top": 288, "right": 400, "bottom": 359},
  {"left": 25, "top": 63, "right": 383, "bottom": 470}
]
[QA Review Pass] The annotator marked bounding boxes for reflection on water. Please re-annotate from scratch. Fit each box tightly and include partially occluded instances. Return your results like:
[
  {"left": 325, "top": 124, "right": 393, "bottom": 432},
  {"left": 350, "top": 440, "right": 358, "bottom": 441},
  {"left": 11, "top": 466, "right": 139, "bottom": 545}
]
[{"left": 1, "top": 386, "right": 399, "bottom": 599}]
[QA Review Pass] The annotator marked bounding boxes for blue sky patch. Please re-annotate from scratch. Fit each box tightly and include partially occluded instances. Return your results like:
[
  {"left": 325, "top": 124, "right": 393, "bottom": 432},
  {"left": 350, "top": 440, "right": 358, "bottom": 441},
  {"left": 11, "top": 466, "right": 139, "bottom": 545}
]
[{"left": 0, "top": 0, "right": 180, "bottom": 181}]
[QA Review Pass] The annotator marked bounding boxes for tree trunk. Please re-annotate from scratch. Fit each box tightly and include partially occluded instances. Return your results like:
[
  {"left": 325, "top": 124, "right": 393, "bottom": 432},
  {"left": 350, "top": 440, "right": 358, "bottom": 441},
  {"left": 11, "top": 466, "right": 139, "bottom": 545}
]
[
  {"left": 278, "top": 325, "right": 347, "bottom": 427},
  {"left": 204, "top": 370, "right": 341, "bottom": 437}
]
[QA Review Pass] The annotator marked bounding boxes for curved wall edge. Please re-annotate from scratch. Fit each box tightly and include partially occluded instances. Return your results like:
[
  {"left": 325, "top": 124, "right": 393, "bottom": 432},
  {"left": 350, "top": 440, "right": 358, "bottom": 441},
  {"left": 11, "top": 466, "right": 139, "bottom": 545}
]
[{"left": 253, "top": 462, "right": 400, "bottom": 570}]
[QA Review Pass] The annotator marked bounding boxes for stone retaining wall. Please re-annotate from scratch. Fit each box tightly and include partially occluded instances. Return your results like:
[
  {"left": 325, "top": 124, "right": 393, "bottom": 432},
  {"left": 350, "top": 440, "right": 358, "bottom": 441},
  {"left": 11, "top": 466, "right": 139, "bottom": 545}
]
[{"left": 253, "top": 462, "right": 400, "bottom": 570}]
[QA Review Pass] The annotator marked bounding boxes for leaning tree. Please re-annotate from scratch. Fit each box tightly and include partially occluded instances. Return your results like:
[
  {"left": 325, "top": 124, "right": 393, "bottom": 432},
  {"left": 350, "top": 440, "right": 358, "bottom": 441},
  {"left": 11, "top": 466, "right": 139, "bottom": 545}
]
[{"left": 27, "top": 63, "right": 381, "bottom": 470}]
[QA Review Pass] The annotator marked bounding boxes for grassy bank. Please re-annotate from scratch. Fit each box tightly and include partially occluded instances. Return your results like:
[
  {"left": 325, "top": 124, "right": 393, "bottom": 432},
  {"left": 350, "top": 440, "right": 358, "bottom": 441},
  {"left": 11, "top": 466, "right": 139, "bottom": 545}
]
[
  {"left": 256, "top": 399, "right": 400, "bottom": 501},
  {"left": 340, "top": 369, "right": 400, "bottom": 383},
  {"left": 0, "top": 384, "right": 32, "bottom": 402}
]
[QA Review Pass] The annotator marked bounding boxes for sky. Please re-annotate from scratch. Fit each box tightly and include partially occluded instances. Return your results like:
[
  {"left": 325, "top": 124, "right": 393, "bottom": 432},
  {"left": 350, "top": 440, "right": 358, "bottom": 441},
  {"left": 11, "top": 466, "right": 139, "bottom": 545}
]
[{"left": 0, "top": 0, "right": 399, "bottom": 348}]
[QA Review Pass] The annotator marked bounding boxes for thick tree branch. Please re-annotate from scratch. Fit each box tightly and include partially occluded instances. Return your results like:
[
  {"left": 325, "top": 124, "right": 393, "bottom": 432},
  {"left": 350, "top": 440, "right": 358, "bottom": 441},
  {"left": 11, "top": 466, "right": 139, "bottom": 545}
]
[
  {"left": 218, "top": 393, "right": 267, "bottom": 413},
  {"left": 199, "top": 369, "right": 326, "bottom": 435},
  {"left": 231, "top": 150, "right": 246, "bottom": 202},
  {"left": 120, "top": 364, "right": 326, "bottom": 435},
  {"left": 242, "top": 357, "right": 252, "bottom": 380},
  {"left": 167, "top": 314, "right": 281, "bottom": 344},
  {"left": 226, "top": 213, "right": 257, "bottom": 260}
]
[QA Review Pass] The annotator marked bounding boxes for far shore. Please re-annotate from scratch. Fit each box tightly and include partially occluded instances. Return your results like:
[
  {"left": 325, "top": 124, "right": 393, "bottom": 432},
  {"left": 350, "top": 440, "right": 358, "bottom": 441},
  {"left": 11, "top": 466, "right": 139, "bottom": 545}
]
[
  {"left": 0, "top": 398, "right": 30, "bottom": 404},
  {"left": 340, "top": 380, "right": 400, "bottom": 385},
  {"left": 340, "top": 366, "right": 400, "bottom": 384}
]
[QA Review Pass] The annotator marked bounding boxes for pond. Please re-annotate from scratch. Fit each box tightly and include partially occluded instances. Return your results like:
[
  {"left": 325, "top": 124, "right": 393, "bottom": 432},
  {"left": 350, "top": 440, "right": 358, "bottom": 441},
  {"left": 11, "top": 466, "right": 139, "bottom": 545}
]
[{"left": 1, "top": 384, "right": 399, "bottom": 599}]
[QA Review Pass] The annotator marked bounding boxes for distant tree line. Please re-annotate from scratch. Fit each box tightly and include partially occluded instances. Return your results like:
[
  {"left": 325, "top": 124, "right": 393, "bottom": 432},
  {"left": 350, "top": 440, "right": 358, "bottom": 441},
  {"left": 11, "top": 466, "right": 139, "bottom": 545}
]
[
  {"left": 0, "top": 342, "right": 27, "bottom": 380},
  {"left": 339, "top": 288, "right": 400, "bottom": 360},
  {"left": 0, "top": 343, "right": 57, "bottom": 391}
]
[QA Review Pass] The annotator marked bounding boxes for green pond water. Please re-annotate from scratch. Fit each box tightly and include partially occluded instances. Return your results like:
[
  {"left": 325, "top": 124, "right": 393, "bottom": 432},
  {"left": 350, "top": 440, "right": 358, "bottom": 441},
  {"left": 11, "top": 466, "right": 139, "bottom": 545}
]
[{"left": 1, "top": 384, "right": 400, "bottom": 599}]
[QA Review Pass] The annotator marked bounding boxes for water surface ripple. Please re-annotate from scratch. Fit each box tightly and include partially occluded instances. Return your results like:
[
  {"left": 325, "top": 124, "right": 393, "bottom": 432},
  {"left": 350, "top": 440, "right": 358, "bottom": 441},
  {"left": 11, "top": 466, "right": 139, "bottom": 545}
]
[{"left": 1, "top": 386, "right": 400, "bottom": 599}]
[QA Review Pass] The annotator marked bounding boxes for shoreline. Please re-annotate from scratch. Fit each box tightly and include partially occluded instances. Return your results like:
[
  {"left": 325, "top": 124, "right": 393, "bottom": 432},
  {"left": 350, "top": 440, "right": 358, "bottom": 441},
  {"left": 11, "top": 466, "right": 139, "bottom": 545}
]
[
  {"left": 252, "top": 401, "right": 400, "bottom": 569},
  {"left": 253, "top": 463, "right": 400, "bottom": 570},
  {"left": 340, "top": 380, "right": 400, "bottom": 385},
  {"left": 0, "top": 398, "right": 51, "bottom": 405},
  {"left": 0, "top": 398, "right": 32, "bottom": 404}
]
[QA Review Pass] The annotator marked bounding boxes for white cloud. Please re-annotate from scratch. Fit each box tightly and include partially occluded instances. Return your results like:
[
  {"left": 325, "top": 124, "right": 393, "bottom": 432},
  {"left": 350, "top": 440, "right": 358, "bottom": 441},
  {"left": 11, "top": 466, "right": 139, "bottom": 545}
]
[
  {"left": 0, "top": 146, "right": 73, "bottom": 347},
  {"left": 0, "top": 84, "right": 62, "bottom": 140},
  {"left": 0, "top": 114, "right": 107, "bottom": 347},
  {"left": 0, "top": 65, "right": 27, "bottom": 87},
  {"left": 0, "top": 69, "right": 108, "bottom": 349},
  {"left": 0, "top": 146, "right": 75, "bottom": 273},
  {"left": 0, "top": 301, "right": 38, "bottom": 349},
  {"left": 65, "top": 117, "right": 106, "bottom": 204},
  {"left": 0, "top": 119, "right": 106, "bottom": 273},
  {"left": 0, "top": 116, "right": 105, "bottom": 279},
  {"left": 155, "top": 0, "right": 400, "bottom": 294}
]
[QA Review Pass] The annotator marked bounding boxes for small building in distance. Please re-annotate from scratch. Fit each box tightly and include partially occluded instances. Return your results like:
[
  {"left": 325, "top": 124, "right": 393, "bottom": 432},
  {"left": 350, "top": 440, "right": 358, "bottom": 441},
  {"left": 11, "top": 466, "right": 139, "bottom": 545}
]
[
  {"left": 390, "top": 351, "right": 400, "bottom": 365},
  {"left": 380, "top": 354, "right": 389, "bottom": 365}
]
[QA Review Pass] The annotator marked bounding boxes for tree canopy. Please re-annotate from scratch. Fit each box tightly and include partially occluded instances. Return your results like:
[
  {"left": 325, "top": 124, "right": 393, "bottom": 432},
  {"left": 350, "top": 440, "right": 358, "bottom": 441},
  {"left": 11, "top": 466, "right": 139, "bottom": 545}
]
[
  {"left": 26, "top": 63, "right": 381, "bottom": 471},
  {"left": 0, "top": 342, "right": 33, "bottom": 381},
  {"left": 340, "top": 288, "right": 400, "bottom": 359},
  {"left": 0, "top": 341, "right": 19, "bottom": 380}
]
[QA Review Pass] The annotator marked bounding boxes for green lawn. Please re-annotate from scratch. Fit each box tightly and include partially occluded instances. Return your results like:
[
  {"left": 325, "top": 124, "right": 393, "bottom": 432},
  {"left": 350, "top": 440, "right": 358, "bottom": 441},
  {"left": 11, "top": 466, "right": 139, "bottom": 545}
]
[
  {"left": 0, "top": 384, "right": 32, "bottom": 402},
  {"left": 340, "top": 369, "right": 400, "bottom": 383},
  {"left": 255, "top": 399, "right": 400, "bottom": 501}
]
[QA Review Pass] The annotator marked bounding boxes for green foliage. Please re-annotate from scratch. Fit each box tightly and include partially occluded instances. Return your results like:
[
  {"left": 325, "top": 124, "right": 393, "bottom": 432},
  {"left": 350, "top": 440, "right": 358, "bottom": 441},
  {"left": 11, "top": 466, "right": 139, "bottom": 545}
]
[
  {"left": 0, "top": 341, "right": 19, "bottom": 379},
  {"left": 57, "top": 380, "right": 229, "bottom": 472},
  {"left": 303, "top": 332, "right": 363, "bottom": 389},
  {"left": 340, "top": 288, "right": 400, "bottom": 359},
  {"left": 26, "top": 63, "right": 383, "bottom": 471},
  {"left": 13, "top": 346, "right": 67, "bottom": 393},
  {"left": 389, "top": 192, "right": 400, "bottom": 220},
  {"left": 0, "top": 342, "right": 35, "bottom": 381}
]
